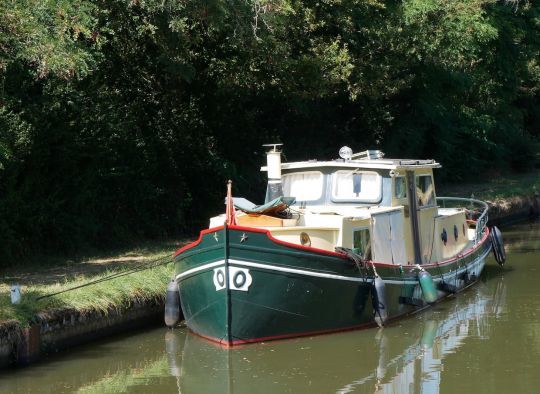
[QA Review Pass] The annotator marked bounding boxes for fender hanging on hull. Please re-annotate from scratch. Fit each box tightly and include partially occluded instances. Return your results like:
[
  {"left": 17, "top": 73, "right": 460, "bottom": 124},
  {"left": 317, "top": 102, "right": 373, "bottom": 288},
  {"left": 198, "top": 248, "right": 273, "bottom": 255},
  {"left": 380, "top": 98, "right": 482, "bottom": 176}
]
[
  {"left": 418, "top": 268, "right": 437, "bottom": 305},
  {"left": 490, "top": 226, "right": 506, "bottom": 266},
  {"left": 372, "top": 275, "right": 388, "bottom": 328},
  {"left": 164, "top": 279, "right": 181, "bottom": 328}
]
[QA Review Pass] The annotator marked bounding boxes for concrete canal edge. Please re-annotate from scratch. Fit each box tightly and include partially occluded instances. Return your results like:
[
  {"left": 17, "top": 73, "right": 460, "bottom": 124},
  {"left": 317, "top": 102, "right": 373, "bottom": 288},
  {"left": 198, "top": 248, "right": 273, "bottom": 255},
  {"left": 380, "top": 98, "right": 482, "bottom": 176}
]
[
  {"left": 0, "top": 299, "right": 166, "bottom": 368},
  {"left": 0, "top": 193, "right": 537, "bottom": 370}
]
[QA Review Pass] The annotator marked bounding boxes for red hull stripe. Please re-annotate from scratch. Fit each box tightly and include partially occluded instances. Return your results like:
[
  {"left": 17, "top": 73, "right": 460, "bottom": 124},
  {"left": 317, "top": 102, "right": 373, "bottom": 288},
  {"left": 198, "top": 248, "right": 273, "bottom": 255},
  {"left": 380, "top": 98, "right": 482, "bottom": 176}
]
[
  {"left": 174, "top": 223, "right": 490, "bottom": 267},
  {"left": 173, "top": 224, "right": 347, "bottom": 259},
  {"left": 190, "top": 321, "right": 377, "bottom": 348},
  {"left": 173, "top": 226, "right": 224, "bottom": 257}
]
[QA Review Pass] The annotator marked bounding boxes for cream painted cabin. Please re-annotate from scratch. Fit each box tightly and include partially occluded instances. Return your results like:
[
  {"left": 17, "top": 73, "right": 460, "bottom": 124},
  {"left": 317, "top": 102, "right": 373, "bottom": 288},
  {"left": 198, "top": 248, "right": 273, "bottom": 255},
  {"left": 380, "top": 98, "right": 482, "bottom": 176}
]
[{"left": 210, "top": 149, "right": 471, "bottom": 266}]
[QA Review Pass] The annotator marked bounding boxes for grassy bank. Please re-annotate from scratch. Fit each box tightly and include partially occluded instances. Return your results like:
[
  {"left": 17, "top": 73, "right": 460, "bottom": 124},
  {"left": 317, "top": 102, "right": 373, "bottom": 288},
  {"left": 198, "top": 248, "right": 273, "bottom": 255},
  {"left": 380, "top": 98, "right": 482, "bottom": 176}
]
[
  {"left": 439, "top": 171, "right": 540, "bottom": 201},
  {"left": 439, "top": 170, "right": 540, "bottom": 221},
  {"left": 0, "top": 244, "right": 180, "bottom": 325},
  {"left": 0, "top": 264, "right": 173, "bottom": 324}
]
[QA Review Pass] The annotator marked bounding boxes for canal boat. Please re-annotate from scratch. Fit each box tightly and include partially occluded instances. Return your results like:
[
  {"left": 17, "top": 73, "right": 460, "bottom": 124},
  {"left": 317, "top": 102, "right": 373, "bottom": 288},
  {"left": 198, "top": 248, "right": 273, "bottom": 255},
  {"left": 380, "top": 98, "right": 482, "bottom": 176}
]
[{"left": 172, "top": 145, "right": 502, "bottom": 346}]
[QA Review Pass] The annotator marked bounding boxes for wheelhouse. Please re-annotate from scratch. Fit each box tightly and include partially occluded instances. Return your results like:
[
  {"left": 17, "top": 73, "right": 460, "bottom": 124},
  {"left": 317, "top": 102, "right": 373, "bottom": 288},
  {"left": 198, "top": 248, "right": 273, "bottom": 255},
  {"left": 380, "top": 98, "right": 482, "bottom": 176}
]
[
  {"left": 255, "top": 148, "right": 471, "bottom": 266},
  {"left": 207, "top": 147, "right": 475, "bottom": 267}
]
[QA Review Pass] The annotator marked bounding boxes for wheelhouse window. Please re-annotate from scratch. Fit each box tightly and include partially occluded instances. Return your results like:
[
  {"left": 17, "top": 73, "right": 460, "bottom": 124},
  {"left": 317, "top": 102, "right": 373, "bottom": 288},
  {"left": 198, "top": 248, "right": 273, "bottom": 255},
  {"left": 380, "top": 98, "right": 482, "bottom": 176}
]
[
  {"left": 331, "top": 171, "right": 381, "bottom": 202},
  {"left": 416, "top": 175, "right": 435, "bottom": 206},
  {"left": 282, "top": 171, "right": 324, "bottom": 201},
  {"left": 394, "top": 176, "right": 407, "bottom": 199},
  {"left": 353, "top": 228, "right": 371, "bottom": 259}
]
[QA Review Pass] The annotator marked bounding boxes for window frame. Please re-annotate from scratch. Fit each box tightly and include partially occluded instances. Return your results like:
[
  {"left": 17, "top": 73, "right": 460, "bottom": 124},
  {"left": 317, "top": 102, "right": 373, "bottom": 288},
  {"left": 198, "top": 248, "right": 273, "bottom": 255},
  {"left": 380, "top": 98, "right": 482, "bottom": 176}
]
[
  {"left": 352, "top": 226, "right": 371, "bottom": 259},
  {"left": 393, "top": 176, "right": 407, "bottom": 200},
  {"left": 330, "top": 170, "right": 382, "bottom": 203},
  {"left": 415, "top": 174, "right": 436, "bottom": 207},
  {"left": 281, "top": 170, "right": 325, "bottom": 202}
]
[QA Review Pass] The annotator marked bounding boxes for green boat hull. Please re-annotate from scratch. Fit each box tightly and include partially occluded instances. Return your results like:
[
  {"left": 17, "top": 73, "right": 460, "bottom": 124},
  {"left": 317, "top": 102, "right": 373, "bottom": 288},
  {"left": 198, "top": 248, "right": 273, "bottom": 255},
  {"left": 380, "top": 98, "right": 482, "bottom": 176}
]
[{"left": 174, "top": 225, "right": 491, "bottom": 346}]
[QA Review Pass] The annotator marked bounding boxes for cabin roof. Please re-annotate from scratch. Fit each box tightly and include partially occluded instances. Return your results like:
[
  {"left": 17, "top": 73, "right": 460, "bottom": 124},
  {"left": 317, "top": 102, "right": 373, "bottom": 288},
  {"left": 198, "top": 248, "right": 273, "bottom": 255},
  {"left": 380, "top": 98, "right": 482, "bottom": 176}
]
[{"left": 261, "top": 158, "right": 441, "bottom": 172}]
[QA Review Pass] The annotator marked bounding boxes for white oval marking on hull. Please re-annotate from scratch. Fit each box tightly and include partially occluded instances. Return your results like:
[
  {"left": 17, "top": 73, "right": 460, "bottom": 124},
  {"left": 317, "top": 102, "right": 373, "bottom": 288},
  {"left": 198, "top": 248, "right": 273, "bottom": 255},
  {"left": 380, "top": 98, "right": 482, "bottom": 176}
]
[{"left": 213, "top": 266, "right": 253, "bottom": 291}]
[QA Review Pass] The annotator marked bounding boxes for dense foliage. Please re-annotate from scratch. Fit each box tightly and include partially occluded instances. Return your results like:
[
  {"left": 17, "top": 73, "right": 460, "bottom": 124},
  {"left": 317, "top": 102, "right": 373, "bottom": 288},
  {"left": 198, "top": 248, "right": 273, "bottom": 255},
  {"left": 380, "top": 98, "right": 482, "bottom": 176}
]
[{"left": 0, "top": 0, "right": 538, "bottom": 264}]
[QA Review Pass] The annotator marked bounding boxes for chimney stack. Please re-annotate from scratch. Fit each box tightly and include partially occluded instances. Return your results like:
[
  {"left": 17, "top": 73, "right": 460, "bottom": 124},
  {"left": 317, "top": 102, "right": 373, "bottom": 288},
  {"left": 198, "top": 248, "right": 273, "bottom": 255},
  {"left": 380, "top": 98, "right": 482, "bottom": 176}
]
[{"left": 263, "top": 144, "right": 283, "bottom": 203}]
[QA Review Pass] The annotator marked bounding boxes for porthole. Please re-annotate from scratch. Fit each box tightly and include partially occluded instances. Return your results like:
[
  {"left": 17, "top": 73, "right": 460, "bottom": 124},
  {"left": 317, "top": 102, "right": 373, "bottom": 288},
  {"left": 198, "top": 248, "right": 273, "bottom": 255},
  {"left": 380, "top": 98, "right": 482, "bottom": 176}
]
[
  {"left": 216, "top": 271, "right": 225, "bottom": 287},
  {"left": 300, "top": 232, "right": 311, "bottom": 247},
  {"left": 441, "top": 228, "right": 448, "bottom": 246},
  {"left": 233, "top": 271, "right": 246, "bottom": 288}
]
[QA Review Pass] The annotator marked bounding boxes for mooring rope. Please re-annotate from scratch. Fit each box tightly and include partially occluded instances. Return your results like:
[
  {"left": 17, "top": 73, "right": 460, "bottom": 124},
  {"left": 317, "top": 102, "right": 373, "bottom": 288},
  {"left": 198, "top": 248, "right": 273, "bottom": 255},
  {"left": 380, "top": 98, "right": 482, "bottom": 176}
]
[
  {"left": 335, "top": 247, "right": 369, "bottom": 281},
  {"left": 36, "top": 254, "right": 173, "bottom": 300}
]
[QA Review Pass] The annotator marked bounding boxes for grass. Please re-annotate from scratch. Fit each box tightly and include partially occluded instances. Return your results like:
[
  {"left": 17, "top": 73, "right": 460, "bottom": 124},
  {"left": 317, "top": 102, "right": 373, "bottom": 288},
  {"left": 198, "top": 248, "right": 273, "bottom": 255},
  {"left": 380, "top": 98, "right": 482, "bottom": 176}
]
[
  {"left": 0, "top": 263, "right": 174, "bottom": 325},
  {"left": 438, "top": 170, "right": 540, "bottom": 201},
  {"left": 2, "top": 239, "right": 182, "bottom": 278},
  {"left": 0, "top": 242, "right": 183, "bottom": 325}
]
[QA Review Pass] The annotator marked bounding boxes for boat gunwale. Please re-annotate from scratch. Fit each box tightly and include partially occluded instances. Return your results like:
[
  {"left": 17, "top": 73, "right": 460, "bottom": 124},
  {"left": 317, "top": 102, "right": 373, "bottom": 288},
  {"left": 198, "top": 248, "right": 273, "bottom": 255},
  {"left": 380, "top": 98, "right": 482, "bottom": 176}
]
[
  {"left": 174, "top": 224, "right": 490, "bottom": 271},
  {"left": 174, "top": 239, "right": 490, "bottom": 287},
  {"left": 173, "top": 226, "right": 224, "bottom": 257},
  {"left": 173, "top": 224, "right": 348, "bottom": 259}
]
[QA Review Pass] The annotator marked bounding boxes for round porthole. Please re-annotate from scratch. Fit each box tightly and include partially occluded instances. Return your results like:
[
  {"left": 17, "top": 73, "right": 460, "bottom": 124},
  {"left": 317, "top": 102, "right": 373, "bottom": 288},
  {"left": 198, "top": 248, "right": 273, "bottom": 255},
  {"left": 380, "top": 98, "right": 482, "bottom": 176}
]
[
  {"left": 233, "top": 271, "right": 246, "bottom": 288},
  {"left": 216, "top": 270, "right": 225, "bottom": 287},
  {"left": 300, "top": 232, "right": 311, "bottom": 247}
]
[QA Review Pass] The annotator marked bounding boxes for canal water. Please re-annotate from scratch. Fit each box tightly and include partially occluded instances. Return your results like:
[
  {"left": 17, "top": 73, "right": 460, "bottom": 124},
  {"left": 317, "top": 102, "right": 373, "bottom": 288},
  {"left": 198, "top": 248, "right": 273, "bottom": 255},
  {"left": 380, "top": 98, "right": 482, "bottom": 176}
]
[{"left": 1, "top": 220, "right": 539, "bottom": 393}]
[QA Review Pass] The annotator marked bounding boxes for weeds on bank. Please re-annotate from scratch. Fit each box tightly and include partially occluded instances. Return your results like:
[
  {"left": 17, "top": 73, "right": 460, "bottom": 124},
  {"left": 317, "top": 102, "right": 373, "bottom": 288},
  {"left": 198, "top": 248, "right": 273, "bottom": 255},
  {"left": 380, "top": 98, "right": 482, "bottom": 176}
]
[
  {"left": 440, "top": 171, "right": 540, "bottom": 201},
  {"left": 0, "top": 264, "right": 174, "bottom": 325}
]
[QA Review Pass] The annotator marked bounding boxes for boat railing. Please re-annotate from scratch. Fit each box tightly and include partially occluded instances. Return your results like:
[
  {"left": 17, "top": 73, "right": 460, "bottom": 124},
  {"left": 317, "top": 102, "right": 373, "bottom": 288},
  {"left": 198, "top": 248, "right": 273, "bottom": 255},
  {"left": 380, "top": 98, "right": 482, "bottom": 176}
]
[{"left": 436, "top": 197, "right": 489, "bottom": 244}]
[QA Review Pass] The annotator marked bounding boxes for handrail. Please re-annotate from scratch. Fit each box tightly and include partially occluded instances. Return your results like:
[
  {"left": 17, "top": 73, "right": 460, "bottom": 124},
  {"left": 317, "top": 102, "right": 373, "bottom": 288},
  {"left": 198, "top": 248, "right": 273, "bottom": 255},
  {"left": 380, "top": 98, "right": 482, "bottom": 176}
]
[{"left": 436, "top": 197, "right": 489, "bottom": 244}]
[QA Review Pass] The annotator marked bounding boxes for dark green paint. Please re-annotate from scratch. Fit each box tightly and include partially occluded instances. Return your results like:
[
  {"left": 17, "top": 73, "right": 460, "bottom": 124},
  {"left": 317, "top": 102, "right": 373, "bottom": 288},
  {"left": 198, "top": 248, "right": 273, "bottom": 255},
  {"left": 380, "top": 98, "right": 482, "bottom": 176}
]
[{"left": 175, "top": 226, "right": 491, "bottom": 344}]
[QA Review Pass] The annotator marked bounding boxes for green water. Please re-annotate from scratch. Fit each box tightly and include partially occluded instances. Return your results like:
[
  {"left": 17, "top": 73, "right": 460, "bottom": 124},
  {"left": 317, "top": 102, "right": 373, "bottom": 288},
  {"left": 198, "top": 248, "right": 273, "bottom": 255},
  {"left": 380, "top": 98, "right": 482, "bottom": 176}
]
[{"left": 1, "top": 220, "right": 539, "bottom": 393}]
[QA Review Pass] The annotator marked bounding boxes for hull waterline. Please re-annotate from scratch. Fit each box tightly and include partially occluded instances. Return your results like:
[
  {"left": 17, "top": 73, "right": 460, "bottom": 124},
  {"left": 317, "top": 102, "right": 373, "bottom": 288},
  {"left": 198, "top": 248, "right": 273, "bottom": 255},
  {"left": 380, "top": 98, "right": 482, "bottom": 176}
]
[{"left": 174, "top": 225, "right": 492, "bottom": 346}]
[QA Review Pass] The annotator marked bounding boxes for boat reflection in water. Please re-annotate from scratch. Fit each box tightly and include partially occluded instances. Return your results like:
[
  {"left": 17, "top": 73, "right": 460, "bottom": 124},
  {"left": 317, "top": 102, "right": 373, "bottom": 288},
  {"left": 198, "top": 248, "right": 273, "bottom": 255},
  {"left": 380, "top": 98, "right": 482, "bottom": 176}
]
[{"left": 167, "top": 270, "right": 506, "bottom": 394}]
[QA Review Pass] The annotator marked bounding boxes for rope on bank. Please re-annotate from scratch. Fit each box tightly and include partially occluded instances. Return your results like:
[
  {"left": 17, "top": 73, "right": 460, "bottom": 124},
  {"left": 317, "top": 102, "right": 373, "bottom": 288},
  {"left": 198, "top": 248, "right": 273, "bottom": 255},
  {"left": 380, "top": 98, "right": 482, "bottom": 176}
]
[{"left": 36, "top": 254, "right": 173, "bottom": 300}]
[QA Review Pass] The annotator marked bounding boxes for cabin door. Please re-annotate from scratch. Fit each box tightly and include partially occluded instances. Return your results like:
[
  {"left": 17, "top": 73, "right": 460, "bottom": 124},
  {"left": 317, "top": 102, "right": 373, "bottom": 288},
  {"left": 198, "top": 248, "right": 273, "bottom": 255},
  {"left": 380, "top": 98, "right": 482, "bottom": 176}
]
[{"left": 371, "top": 210, "right": 407, "bottom": 265}]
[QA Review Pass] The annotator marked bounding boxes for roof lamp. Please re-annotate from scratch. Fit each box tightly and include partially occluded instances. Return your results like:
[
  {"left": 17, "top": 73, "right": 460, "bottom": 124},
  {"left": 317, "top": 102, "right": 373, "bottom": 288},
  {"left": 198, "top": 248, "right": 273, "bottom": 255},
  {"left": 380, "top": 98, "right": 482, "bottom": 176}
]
[{"left": 339, "top": 146, "right": 353, "bottom": 160}]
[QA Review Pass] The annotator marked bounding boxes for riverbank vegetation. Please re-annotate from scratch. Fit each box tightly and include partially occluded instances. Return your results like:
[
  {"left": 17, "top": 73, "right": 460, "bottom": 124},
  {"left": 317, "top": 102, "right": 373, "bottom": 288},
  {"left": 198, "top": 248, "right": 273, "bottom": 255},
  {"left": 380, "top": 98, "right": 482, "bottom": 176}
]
[
  {"left": 439, "top": 170, "right": 540, "bottom": 201},
  {"left": 0, "top": 247, "right": 174, "bottom": 324},
  {"left": 1, "top": 1, "right": 539, "bottom": 266}
]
